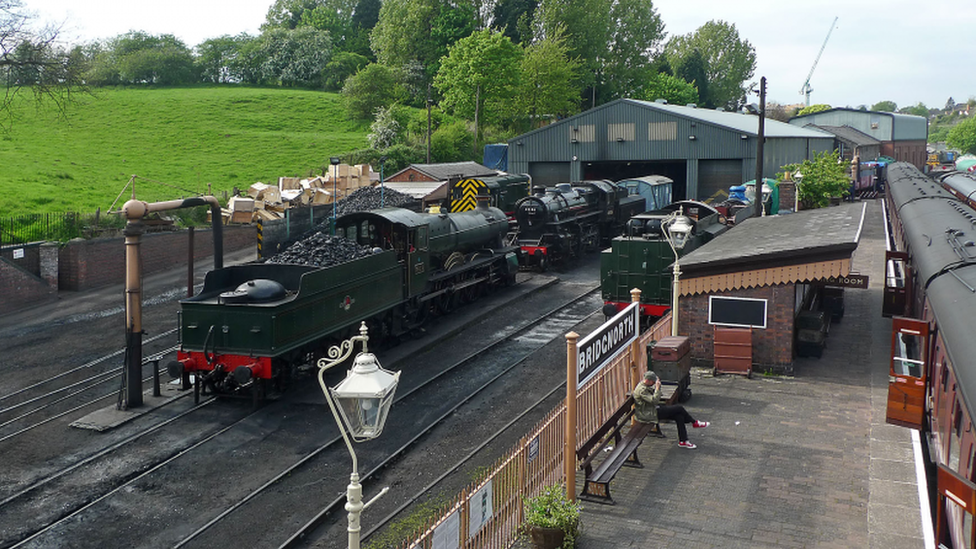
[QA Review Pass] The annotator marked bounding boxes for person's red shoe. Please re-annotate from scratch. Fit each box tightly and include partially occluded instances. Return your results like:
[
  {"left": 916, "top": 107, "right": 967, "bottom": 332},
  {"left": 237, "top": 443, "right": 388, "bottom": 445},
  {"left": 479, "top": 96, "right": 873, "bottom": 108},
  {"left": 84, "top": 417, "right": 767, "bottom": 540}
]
[
  {"left": 678, "top": 440, "right": 697, "bottom": 449},
  {"left": 693, "top": 421, "right": 709, "bottom": 429}
]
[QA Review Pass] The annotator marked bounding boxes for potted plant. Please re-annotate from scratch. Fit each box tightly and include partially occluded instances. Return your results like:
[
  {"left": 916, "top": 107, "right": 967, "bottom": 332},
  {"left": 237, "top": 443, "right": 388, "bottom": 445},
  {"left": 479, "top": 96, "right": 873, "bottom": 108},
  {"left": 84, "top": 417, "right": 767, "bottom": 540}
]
[{"left": 522, "top": 484, "right": 581, "bottom": 549}]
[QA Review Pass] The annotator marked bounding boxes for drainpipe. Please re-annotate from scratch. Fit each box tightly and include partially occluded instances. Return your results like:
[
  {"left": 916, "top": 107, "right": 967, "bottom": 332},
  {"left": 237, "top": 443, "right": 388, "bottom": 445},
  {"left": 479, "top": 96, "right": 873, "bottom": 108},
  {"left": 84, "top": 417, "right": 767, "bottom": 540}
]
[{"left": 120, "top": 196, "right": 223, "bottom": 408}]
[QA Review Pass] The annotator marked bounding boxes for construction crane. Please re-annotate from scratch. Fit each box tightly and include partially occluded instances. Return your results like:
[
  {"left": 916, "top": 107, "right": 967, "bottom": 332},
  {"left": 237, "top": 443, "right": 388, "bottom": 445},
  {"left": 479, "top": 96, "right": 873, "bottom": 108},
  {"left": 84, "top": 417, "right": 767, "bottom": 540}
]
[{"left": 799, "top": 16, "right": 838, "bottom": 106}]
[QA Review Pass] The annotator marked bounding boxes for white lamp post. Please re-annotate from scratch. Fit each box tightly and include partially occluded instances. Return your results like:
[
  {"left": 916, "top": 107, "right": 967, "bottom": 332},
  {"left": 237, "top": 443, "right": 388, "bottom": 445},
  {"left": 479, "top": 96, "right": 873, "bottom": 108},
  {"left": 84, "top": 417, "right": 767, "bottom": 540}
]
[
  {"left": 793, "top": 170, "right": 803, "bottom": 212},
  {"left": 663, "top": 210, "right": 694, "bottom": 336},
  {"left": 317, "top": 322, "right": 400, "bottom": 549}
]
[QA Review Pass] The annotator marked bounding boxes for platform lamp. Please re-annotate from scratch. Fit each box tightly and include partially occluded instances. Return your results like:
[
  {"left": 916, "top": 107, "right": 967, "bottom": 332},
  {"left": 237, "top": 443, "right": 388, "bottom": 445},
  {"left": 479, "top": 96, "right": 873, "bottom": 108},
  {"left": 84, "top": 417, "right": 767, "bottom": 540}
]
[
  {"left": 663, "top": 210, "right": 694, "bottom": 336},
  {"left": 793, "top": 170, "right": 803, "bottom": 212},
  {"left": 379, "top": 155, "right": 387, "bottom": 208},
  {"left": 317, "top": 322, "right": 400, "bottom": 549}
]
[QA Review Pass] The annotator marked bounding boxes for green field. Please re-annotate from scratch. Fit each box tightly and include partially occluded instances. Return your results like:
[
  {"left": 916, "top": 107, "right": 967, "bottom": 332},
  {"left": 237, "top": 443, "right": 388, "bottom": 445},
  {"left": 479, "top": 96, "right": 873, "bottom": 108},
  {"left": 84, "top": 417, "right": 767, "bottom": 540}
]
[{"left": 0, "top": 87, "right": 367, "bottom": 215}]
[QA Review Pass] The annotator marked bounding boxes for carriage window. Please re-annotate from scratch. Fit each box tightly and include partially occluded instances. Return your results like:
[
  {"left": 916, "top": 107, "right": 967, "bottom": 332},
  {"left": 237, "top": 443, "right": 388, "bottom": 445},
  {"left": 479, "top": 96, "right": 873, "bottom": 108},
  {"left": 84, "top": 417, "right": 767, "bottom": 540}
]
[
  {"left": 949, "top": 403, "right": 962, "bottom": 471},
  {"left": 893, "top": 331, "right": 923, "bottom": 377}
]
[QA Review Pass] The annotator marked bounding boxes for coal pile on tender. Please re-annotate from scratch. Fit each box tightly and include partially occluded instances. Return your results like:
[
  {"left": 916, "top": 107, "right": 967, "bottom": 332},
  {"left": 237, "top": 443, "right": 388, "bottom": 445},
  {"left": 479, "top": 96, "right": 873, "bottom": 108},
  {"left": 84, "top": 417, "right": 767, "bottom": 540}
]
[
  {"left": 265, "top": 233, "right": 377, "bottom": 267},
  {"left": 334, "top": 186, "right": 418, "bottom": 217}
]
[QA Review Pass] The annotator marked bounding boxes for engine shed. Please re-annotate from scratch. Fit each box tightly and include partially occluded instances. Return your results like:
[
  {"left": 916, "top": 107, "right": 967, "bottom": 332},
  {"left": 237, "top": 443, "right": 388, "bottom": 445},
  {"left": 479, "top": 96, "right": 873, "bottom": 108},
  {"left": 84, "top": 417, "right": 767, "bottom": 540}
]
[
  {"left": 672, "top": 202, "right": 867, "bottom": 374},
  {"left": 506, "top": 98, "right": 834, "bottom": 202}
]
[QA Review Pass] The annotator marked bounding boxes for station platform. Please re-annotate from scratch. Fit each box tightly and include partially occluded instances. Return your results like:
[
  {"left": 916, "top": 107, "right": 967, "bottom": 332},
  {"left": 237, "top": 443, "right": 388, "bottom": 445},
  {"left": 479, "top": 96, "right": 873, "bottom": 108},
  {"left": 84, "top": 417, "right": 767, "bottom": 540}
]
[{"left": 566, "top": 198, "right": 929, "bottom": 549}]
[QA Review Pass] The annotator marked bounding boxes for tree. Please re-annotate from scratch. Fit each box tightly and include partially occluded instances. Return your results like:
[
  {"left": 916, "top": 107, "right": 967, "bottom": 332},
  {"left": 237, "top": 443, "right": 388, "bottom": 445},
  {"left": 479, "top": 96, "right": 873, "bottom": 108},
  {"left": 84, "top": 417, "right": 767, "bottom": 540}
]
[
  {"left": 256, "top": 27, "right": 333, "bottom": 87},
  {"left": 780, "top": 149, "right": 850, "bottom": 209},
  {"left": 900, "top": 102, "right": 928, "bottom": 118},
  {"left": 665, "top": 20, "right": 755, "bottom": 111},
  {"left": 513, "top": 28, "right": 582, "bottom": 130},
  {"left": 492, "top": 0, "right": 537, "bottom": 45},
  {"left": 948, "top": 117, "right": 976, "bottom": 155},
  {"left": 341, "top": 62, "right": 401, "bottom": 120},
  {"left": 323, "top": 51, "right": 369, "bottom": 91},
  {"left": 1, "top": 0, "right": 87, "bottom": 128},
  {"left": 599, "top": 0, "right": 665, "bottom": 102},
  {"left": 96, "top": 31, "right": 197, "bottom": 85},
  {"left": 433, "top": 29, "right": 522, "bottom": 140},
  {"left": 637, "top": 72, "right": 697, "bottom": 106},
  {"left": 367, "top": 104, "right": 401, "bottom": 149},
  {"left": 671, "top": 48, "right": 708, "bottom": 107},
  {"left": 370, "top": 0, "right": 478, "bottom": 85},
  {"left": 797, "top": 103, "right": 831, "bottom": 116},
  {"left": 533, "top": 0, "right": 611, "bottom": 106},
  {"left": 196, "top": 34, "right": 252, "bottom": 84},
  {"left": 871, "top": 100, "right": 897, "bottom": 112},
  {"left": 263, "top": 0, "right": 325, "bottom": 30},
  {"left": 946, "top": 97, "right": 955, "bottom": 112}
]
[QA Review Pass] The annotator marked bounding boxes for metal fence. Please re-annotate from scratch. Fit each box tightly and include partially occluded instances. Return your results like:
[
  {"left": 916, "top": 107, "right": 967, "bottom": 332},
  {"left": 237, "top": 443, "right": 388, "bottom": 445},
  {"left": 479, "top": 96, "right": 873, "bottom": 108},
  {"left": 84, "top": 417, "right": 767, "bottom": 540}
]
[
  {"left": 398, "top": 313, "right": 673, "bottom": 548},
  {"left": 0, "top": 212, "right": 89, "bottom": 246}
]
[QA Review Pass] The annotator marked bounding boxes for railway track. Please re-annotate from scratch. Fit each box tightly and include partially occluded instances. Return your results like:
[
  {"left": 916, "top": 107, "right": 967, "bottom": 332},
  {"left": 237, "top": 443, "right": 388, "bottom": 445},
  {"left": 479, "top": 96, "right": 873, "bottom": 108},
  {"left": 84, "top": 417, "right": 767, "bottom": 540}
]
[
  {"left": 2, "top": 281, "right": 600, "bottom": 549},
  {"left": 0, "top": 330, "right": 178, "bottom": 445}
]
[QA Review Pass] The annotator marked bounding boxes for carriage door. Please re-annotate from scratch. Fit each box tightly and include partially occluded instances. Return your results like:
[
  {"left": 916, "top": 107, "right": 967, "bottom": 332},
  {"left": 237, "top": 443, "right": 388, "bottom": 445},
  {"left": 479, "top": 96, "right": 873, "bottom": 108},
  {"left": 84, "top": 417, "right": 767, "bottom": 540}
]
[
  {"left": 886, "top": 317, "right": 929, "bottom": 429},
  {"left": 882, "top": 251, "right": 910, "bottom": 317},
  {"left": 936, "top": 464, "right": 976, "bottom": 548}
]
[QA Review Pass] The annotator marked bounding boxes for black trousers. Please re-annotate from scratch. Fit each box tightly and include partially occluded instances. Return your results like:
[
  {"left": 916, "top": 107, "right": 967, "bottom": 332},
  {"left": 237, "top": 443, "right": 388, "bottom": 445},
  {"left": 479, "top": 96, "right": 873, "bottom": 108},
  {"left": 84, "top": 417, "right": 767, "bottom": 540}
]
[{"left": 657, "top": 405, "right": 695, "bottom": 442}]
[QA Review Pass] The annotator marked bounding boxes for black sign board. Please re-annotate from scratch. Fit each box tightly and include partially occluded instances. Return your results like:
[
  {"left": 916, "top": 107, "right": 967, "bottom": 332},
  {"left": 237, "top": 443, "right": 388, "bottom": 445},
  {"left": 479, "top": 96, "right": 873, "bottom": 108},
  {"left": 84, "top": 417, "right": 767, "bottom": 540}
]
[
  {"left": 709, "top": 296, "right": 767, "bottom": 328},
  {"left": 576, "top": 303, "right": 638, "bottom": 387},
  {"left": 823, "top": 274, "right": 869, "bottom": 289}
]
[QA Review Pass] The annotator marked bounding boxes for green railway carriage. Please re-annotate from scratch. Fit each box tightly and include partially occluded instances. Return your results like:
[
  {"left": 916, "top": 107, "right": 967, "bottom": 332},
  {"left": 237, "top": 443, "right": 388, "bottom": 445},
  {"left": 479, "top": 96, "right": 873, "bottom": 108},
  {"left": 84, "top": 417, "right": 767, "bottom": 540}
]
[
  {"left": 601, "top": 200, "right": 729, "bottom": 323},
  {"left": 170, "top": 203, "right": 518, "bottom": 400}
]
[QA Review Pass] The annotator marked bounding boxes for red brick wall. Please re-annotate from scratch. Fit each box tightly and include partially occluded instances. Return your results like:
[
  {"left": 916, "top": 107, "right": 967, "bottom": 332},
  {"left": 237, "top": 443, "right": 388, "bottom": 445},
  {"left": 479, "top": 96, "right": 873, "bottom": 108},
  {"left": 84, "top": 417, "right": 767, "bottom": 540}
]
[
  {"left": 386, "top": 168, "right": 435, "bottom": 182},
  {"left": 679, "top": 283, "right": 797, "bottom": 373},
  {"left": 0, "top": 256, "right": 57, "bottom": 314},
  {"left": 58, "top": 225, "right": 255, "bottom": 291}
]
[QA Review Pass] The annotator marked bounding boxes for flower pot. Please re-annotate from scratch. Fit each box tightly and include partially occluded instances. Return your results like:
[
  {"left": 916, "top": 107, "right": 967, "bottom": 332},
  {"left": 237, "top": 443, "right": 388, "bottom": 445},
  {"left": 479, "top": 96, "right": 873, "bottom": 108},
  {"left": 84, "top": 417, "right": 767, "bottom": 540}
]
[{"left": 529, "top": 526, "right": 565, "bottom": 549}]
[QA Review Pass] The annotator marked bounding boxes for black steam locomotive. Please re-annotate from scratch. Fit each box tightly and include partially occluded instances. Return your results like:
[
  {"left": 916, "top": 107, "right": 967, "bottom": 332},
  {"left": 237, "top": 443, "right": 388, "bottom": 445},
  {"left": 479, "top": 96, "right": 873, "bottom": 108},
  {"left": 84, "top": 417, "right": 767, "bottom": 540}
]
[{"left": 507, "top": 180, "right": 645, "bottom": 270}]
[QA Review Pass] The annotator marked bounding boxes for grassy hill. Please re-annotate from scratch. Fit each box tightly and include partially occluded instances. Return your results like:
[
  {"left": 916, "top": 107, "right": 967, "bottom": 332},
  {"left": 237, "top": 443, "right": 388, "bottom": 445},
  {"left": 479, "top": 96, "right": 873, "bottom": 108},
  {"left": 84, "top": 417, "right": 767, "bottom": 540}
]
[{"left": 0, "top": 87, "right": 368, "bottom": 215}]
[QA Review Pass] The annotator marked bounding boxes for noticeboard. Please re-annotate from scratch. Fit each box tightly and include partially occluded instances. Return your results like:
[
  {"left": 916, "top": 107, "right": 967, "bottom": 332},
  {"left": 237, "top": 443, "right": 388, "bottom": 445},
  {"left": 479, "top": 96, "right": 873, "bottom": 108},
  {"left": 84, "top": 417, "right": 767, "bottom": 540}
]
[{"left": 708, "top": 296, "right": 767, "bottom": 329}]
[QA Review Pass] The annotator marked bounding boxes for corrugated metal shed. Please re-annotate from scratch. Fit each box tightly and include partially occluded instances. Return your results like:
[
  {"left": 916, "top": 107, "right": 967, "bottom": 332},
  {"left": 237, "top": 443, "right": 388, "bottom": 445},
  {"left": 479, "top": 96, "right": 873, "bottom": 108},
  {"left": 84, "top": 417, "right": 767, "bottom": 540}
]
[
  {"left": 506, "top": 98, "right": 834, "bottom": 203},
  {"left": 788, "top": 108, "right": 927, "bottom": 142}
]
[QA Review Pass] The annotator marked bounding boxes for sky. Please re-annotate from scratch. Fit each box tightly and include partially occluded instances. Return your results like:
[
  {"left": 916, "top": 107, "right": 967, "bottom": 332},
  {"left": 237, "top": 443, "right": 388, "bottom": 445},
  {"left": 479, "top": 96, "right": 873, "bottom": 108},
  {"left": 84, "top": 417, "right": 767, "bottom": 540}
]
[{"left": 22, "top": 0, "right": 976, "bottom": 111}]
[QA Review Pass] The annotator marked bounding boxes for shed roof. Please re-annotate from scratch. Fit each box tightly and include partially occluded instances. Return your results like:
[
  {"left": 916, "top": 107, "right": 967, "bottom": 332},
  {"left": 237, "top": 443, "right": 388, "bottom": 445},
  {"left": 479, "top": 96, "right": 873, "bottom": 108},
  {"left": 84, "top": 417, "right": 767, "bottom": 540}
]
[
  {"left": 626, "top": 99, "right": 833, "bottom": 138},
  {"left": 677, "top": 202, "right": 866, "bottom": 294},
  {"left": 807, "top": 124, "right": 882, "bottom": 146},
  {"left": 381, "top": 181, "right": 448, "bottom": 200},
  {"left": 387, "top": 162, "right": 496, "bottom": 182}
]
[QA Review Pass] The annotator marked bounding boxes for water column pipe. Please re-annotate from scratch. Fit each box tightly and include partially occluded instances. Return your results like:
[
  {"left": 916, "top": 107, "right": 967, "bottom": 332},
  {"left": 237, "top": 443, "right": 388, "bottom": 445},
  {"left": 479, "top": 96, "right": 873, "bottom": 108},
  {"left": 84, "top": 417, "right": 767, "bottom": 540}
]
[{"left": 120, "top": 196, "right": 223, "bottom": 408}]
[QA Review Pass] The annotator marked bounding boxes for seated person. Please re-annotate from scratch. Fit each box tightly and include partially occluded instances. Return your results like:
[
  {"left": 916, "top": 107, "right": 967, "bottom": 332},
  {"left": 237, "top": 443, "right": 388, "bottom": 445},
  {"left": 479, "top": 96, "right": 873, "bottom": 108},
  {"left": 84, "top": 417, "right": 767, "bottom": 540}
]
[{"left": 633, "top": 370, "right": 708, "bottom": 449}]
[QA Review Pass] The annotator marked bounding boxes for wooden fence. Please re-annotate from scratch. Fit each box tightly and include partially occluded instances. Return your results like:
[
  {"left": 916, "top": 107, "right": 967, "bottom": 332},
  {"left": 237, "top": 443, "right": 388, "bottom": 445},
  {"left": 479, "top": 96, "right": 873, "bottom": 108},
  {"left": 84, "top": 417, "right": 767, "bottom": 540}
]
[{"left": 399, "top": 313, "right": 672, "bottom": 548}]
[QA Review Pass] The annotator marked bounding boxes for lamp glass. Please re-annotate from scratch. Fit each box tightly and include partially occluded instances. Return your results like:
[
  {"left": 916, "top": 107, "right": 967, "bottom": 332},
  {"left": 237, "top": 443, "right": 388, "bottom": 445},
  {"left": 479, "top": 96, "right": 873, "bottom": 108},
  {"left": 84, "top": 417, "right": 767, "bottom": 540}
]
[
  {"left": 667, "top": 216, "right": 693, "bottom": 249},
  {"left": 331, "top": 353, "right": 399, "bottom": 441}
]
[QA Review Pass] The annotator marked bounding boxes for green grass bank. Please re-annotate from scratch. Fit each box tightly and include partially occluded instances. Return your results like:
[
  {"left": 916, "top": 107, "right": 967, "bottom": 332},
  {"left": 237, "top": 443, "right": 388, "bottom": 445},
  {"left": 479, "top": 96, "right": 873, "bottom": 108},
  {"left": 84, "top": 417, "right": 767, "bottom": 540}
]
[{"left": 0, "top": 87, "right": 367, "bottom": 215}]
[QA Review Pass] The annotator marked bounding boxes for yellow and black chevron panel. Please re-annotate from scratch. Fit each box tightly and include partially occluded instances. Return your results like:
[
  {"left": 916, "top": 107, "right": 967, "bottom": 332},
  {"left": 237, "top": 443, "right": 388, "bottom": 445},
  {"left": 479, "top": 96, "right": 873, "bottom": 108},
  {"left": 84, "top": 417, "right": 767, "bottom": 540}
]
[{"left": 451, "top": 178, "right": 488, "bottom": 212}]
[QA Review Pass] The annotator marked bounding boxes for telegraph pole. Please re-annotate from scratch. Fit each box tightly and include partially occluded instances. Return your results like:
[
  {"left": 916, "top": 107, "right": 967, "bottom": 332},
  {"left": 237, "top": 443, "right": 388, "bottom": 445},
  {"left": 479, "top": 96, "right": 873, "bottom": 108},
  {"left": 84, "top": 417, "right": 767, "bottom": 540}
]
[{"left": 754, "top": 77, "right": 766, "bottom": 218}]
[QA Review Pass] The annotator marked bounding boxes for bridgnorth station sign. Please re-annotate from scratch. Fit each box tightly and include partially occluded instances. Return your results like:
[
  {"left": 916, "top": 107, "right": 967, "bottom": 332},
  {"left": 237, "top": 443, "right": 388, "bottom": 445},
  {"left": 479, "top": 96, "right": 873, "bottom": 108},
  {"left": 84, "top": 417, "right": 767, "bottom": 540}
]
[{"left": 577, "top": 303, "right": 639, "bottom": 387}]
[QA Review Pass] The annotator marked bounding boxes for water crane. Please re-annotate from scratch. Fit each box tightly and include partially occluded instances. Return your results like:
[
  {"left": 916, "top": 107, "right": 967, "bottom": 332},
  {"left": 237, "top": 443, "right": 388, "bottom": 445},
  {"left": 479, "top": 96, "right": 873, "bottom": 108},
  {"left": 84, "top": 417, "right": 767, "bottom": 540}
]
[{"left": 799, "top": 16, "right": 838, "bottom": 106}]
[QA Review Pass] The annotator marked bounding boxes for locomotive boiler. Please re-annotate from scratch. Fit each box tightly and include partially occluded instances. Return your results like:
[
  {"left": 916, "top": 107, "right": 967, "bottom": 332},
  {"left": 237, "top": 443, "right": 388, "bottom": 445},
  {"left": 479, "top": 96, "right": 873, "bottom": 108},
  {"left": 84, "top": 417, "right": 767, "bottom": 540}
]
[{"left": 508, "top": 180, "right": 645, "bottom": 270}]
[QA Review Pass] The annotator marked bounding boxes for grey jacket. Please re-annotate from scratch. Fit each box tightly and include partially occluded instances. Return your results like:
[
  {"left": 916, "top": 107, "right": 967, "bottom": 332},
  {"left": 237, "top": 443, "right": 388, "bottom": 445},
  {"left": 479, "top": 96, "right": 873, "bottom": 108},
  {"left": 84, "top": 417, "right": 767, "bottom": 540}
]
[{"left": 633, "top": 381, "right": 661, "bottom": 424}]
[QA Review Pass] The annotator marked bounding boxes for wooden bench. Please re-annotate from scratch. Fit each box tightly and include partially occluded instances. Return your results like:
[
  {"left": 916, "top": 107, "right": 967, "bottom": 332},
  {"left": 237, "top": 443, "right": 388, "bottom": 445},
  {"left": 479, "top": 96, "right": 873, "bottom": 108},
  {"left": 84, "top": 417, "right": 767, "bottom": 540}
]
[{"left": 576, "top": 389, "right": 675, "bottom": 505}]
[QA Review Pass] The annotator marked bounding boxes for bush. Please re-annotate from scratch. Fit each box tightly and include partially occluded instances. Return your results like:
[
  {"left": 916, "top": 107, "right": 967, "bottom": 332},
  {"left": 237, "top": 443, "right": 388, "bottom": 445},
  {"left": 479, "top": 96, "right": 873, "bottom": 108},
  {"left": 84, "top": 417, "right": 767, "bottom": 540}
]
[{"left": 522, "top": 484, "right": 581, "bottom": 549}]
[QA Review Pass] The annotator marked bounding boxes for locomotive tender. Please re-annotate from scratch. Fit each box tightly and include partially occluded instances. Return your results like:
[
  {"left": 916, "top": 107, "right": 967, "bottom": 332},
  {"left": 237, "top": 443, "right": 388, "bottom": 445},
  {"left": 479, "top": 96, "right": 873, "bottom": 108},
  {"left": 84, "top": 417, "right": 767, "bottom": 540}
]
[
  {"left": 508, "top": 180, "right": 645, "bottom": 270},
  {"left": 168, "top": 202, "right": 518, "bottom": 401},
  {"left": 883, "top": 162, "right": 976, "bottom": 547}
]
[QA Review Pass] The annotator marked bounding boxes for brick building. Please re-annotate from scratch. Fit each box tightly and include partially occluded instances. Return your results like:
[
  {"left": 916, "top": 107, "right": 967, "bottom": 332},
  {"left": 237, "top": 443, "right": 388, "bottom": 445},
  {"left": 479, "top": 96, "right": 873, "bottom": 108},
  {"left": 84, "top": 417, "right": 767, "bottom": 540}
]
[{"left": 674, "top": 202, "right": 866, "bottom": 373}]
